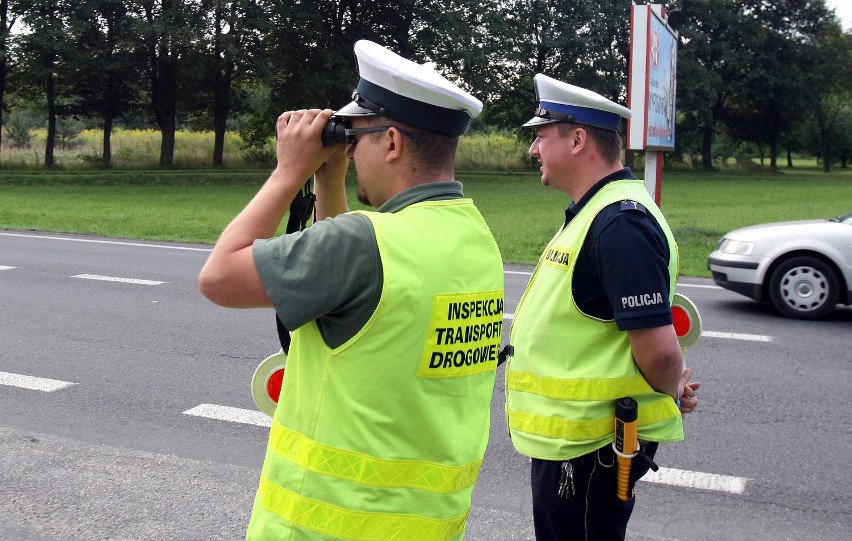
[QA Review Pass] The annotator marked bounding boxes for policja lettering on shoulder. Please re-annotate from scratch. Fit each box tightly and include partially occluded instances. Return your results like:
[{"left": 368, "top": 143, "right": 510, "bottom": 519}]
[{"left": 621, "top": 292, "right": 664, "bottom": 309}]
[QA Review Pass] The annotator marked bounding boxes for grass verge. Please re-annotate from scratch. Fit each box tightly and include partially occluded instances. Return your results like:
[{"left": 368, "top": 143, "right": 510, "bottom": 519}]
[{"left": 1, "top": 167, "right": 849, "bottom": 277}]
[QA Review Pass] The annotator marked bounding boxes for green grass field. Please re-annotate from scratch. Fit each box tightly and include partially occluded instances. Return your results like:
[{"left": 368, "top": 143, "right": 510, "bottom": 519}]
[{"left": 2, "top": 166, "right": 849, "bottom": 277}]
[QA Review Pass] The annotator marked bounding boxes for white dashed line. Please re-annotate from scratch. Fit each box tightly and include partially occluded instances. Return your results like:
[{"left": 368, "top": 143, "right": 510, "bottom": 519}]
[
  {"left": 642, "top": 466, "right": 749, "bottom": 494},
  {"left": 72, "top": 274, "right": 167, "bottom": 286},
  {"left": 0, "top": 231, "right": 211, "bottom": 252},
  {"left": 505, "top": 270, "right": 721, "bottom": 293},
  {"left": 0, "top": 371, "right": 76, "bottom": 392},
  {"left": 702, "top": 331, "right": 772, "bottom": 342},
  {"left": 504, "top": 314, "right": 771, "bottom": 342},
  {"left": 183, "top": 404, "right": 271, "bottom": 428},
  {"left": 678, "top": 283, "right": 722, "bottom": 289},
  {"left": 0, "top": 265, "right": 17, "bottom": 270}
]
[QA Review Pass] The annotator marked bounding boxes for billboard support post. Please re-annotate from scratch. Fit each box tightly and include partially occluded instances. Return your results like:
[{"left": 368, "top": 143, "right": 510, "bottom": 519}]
[
  {"left": 627, "top": 3, "right": 678, "bottom": 206},
  {"left": 644, "top": 150, "right": 663, "bottom": 204}
]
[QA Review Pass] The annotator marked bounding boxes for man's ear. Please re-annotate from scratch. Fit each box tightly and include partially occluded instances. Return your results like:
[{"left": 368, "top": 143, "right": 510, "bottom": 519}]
[
  {"left": 384, "top": 127, "right": 404, "bottom": 163},
  {"left": 570, "top": 127, "right": 587, "bottom": 155}
]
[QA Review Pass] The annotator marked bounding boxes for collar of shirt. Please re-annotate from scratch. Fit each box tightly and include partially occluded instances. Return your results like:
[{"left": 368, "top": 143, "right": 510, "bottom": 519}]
[
  {"left": 564, "top": 168, "right": 636, "bottom": 226},
  {"left": 378, "top": 180, "right": 464, "bottom": 213}
]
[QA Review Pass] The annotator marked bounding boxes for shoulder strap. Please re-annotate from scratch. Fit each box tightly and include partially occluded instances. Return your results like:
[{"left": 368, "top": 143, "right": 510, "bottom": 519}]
[{"left": 275, "top": 183, "right": 316, "bottom": 353}]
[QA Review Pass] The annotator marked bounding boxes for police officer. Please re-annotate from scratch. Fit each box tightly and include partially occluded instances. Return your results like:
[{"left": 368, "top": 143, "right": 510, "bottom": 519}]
[
  {"left": 504, "top": 74, "right": 699, "bottom": 540},
  {"left": 199, "top": 40, "right": 504, "bottom": 540}
]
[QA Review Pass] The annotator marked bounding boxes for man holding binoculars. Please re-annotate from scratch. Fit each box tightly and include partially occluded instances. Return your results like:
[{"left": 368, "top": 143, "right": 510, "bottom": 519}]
[{"left": 199, "top": 40, "right": 503, "bottom": 540}]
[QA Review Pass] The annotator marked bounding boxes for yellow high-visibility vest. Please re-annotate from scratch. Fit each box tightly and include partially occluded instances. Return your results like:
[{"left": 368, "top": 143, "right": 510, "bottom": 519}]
[
  {"left": 506, "top": 180, "right": 683, "bottom": 461},
  {"left": 247, "top": 198, "right": 504, "bottom": 540}
]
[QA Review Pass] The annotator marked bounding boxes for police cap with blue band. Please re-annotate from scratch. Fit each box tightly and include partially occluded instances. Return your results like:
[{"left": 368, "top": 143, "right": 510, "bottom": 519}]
[
  {"left": 333, "top": 40, "right": 482, "bottom": 136},
  {"left": 523, "top": 74, "right": 632, "bottom": 131}
]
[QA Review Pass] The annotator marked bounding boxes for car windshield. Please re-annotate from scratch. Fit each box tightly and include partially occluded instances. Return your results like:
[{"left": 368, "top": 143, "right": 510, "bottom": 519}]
[{"left": 830, "top": 211, "right": 852, "bottom": 224}]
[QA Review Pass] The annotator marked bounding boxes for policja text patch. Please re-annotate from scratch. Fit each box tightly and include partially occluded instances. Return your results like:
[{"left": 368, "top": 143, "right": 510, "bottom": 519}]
[
  {"left": 542, "top": 247, "right": 573, "bottom": 270},
  {"left": 418, "top": 290, "right": 504, "bottom": 378}
]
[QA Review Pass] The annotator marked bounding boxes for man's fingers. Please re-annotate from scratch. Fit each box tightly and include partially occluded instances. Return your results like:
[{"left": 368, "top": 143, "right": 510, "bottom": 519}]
[
  {"left": 278, "top": 109, "right": 333, "bottom": 140},
  {"left": 311, "top": 109, "right": 334, "bottom": 127},
  {"left": 678, "top": 367, "right": 693, "bottom": 388}
]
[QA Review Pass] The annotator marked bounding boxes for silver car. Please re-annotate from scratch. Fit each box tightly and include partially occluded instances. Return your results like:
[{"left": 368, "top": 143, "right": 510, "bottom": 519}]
[{"left": 707, "top": 211, "right": 852, "bottom": 319}]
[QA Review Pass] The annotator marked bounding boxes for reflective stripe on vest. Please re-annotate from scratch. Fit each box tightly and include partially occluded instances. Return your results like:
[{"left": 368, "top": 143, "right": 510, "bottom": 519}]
[
  {"left": 258, "top": 476, "right": 468, "bottom": 541},
  {"left": 506, "top": 369, "right": 654, "bottom": 401},
  {"left": 507, "top": 394, "right": 677, "bottom": 442},
  {"left": 267, "top": 419, "right": 482, "bottom": 493}
]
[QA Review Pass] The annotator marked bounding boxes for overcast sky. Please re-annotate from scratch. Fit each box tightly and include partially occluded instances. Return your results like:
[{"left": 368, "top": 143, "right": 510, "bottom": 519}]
[{"left": 825, "top": 0, "right": 852, "bottom": 30}]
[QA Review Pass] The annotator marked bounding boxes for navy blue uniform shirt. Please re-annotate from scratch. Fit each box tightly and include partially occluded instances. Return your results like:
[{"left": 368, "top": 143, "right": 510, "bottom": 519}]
[{"left": 566, "top": 168, "right": 674, "bottom": 331}]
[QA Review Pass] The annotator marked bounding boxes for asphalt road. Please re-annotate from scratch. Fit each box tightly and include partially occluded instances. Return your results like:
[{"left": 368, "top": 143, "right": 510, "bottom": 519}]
[{"left": 1, "top": 230, "right": 850, "bottom": 541}]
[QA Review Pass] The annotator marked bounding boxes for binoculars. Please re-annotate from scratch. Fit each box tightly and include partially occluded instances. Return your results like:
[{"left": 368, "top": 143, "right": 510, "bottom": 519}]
[
  {"left": 321, "top": 117, "right": 353, "bottom": 146},
  {"left": 275, "top": 116, "right": 353, "bottom": 146}
]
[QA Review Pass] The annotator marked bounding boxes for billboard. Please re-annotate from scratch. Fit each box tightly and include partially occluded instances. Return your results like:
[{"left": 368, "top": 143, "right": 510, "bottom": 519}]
[{"left": 628, "top": 4, "right": 679, "bottom": 151}]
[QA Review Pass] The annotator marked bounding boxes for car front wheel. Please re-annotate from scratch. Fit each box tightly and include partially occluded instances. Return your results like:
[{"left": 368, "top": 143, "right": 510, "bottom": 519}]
[{"left": 768, "top": 256, "right": 839, "bottom": 320}]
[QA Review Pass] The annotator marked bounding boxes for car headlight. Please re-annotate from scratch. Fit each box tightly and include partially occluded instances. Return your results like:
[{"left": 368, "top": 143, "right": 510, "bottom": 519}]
[{"left": 719, "top": 238, "right": 755, "bottom": 255}]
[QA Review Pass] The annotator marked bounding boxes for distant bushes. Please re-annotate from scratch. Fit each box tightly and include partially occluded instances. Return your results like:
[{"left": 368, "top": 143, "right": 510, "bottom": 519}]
[{"left": 0, "top": 127, "right": 534, "bottom": 171}]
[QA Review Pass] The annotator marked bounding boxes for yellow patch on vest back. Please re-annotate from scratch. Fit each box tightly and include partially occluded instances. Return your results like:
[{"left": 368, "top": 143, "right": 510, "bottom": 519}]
[{"left": 418, "top": 290, "right": 504, "bottom": 378}]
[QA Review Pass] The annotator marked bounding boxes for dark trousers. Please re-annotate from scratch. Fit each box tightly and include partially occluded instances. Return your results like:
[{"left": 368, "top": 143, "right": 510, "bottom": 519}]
[{"left": 531, "top": 442, "right": 658, "bottom": 541}]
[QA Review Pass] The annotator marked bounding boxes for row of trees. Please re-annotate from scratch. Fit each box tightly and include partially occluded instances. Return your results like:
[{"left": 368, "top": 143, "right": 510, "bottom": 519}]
[{"left": 1, "top": 0, "right": 850, "bottom": 170}]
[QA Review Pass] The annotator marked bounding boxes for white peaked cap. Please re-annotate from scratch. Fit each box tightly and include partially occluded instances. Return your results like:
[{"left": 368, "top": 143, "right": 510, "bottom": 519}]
[
  {"left": 523, "top": 74, "right": 632, "bottom": 130},
  {"left": 334, "top": 40, "right": 483, "bottom": 136}
]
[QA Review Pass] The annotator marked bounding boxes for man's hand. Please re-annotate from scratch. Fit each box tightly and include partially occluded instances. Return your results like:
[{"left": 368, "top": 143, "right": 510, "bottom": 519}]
[
  {"left": 314, "top": 144, "right": 350, "bottom": 220},
  {"left": 678, "top": 367, "right": 701, "bottom": 415},
  {"left": 274, "top": 109, "right": 337, "bottom": 190}
]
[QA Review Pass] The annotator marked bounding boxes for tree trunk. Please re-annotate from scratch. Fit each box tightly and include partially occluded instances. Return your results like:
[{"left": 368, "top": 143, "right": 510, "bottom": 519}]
[
  {"left": 158, "top": 114, "right": 176, "bottom": 166},
  {"left": 820, "top": 127, "right": 831, "bottom": 173},
  {"left": 154, "top": 55, "right": 177, "bottom": 166},
  {"left": 211, "top": 7, "right": 226, "bottom": 167},
  {"left": 0, "top": 0, "right": 9, "bottom": 163},
  {"left": 701, "top": 122, "right": 713, "bottom": 170},
  {"left": 769, "top": 139, "right": 778, "bottom": 173},
  {"left": 0, "top": 81, "right": 4, "bottom": 165},
  {"left": 102, "top": 114, "right": 113, "bottom": 167},
  {"left": 786, "top": 149, "right": 792, "bottom": 168},
  {"left": 45, "top": 73, "right": 56, "bottom": 167},
  {"left": 213, "top": 111, "right": 226, "bottom": 167},
  {"left": 211, "top": 30, "right": 231, "bottom": 166}
]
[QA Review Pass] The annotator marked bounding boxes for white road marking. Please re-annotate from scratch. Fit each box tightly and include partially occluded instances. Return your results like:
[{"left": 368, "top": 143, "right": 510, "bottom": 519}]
[
  {"left": 702, "top": 331, "right": 772, "bottom": 342},
  {"left": 506, "top": 268, "right": 722, "bottom": 294},
  {"left": 0, "top": 371, "right": 76, "bottom": 392},
  {"left": 0, "top": 231, "right": 210, "bottom": 252},
  {"left": 72, "top": 274, "right": 167, "bottom": 286},
  {"left": 678, "top": 283, "right": 722, "bottom": 289},
  {"left": 1, "top": 231, "right": 772, "bottom": 343},
  {"left": 0, "top": 265, "right": 17, "bottom": 270},
  {"left": 183, "top": 404, "right": 271, "bottom": 428},
  {"left": 642, "top": 466, "right": 749, "bottom": 494},
  {"left": 503, "top": 314, "right": 771, "bottom": 342}
]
